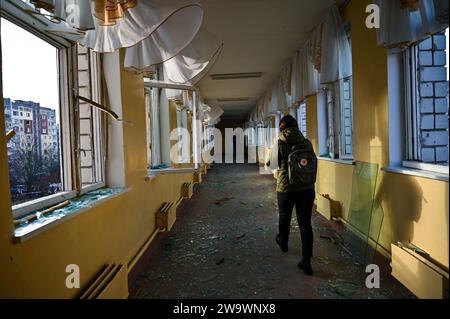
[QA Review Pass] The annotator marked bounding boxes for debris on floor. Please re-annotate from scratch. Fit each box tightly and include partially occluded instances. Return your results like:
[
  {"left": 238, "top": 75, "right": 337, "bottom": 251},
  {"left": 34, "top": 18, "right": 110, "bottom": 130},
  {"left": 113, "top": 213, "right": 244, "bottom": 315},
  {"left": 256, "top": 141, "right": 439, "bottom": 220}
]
[
  {"left": 214, "top": 197, "right": 235, "bottom": 206},
  {"left": 215, "top": 258, "right": 225, "bottom": 265},
  {"left": 129, "top": 164, "right": 415, "bottom": 299},
  {"left": 235, "top": 233, "right": 246, "bottom": 240}
]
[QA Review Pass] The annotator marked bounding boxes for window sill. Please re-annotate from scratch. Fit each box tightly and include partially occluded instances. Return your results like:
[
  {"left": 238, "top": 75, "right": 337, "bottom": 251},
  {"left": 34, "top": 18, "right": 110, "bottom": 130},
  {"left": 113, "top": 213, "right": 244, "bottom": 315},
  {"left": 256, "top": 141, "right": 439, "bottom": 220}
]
[
  {"left": 13, "top": 187, "right": 131, "bottom": 243},
  {"left": 147, "top": 167, "right": 199, "bottom": 177},
  {"left": 318, "top": 157, "right": 355, "bottom": 166},
  {"left": 381, "top": 166, "right": 449, "bottom": 182}
]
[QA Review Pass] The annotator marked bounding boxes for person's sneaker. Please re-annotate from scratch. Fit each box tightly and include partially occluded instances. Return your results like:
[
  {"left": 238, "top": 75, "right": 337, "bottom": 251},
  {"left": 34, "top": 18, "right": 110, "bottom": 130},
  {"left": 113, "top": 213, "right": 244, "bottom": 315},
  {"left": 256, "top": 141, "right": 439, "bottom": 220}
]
[
  {"left": 276, "top": 234, "right": 288, "bottom": 253},
  {"left": 298, "top": 259, "right": 313, "bottom": 276}
]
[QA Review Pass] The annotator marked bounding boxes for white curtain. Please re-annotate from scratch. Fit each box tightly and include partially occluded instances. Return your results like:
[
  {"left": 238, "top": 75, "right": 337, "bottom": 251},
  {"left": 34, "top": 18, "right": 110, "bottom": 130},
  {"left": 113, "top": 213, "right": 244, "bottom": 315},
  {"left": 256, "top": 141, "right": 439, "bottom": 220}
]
[
  {"left": 256, "top": 99, "right": 265, "bottom": 123},
  {"left": 300, "top": 42, "right": 321, "bottom": 98},
  {"left": 54, "top": 0, "right": 95, "bottom": 30},
  {"left": 262, "top": 90, "right": 273, "bottom": 119},
  {"left": 80, "top": 0, "right": 203, "bottom": 54},
  {"left": 161, "top": 28, "right": 224, "bottom": 84},
  {"left": 290, "top": 51, "right": 304, "bottom": 106},
  {"left": 376, "top": 0, "right": 449, "bottom": 48},
  {"left": 270, "top": 79, "right": 288, "bottom": 114},
  {"left": 290, "top": 44, "right": 320, "bottom": 104},
  {"left": 320, "top": 5, "right": 352, "bottom": 84}
]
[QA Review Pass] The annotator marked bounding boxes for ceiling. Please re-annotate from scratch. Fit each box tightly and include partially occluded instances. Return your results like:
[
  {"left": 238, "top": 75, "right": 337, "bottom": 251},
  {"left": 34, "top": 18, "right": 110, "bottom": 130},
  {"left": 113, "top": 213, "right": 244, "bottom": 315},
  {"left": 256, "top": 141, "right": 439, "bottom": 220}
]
[{"left": 197, "top": 0, "right": 337, "bottom": 121}]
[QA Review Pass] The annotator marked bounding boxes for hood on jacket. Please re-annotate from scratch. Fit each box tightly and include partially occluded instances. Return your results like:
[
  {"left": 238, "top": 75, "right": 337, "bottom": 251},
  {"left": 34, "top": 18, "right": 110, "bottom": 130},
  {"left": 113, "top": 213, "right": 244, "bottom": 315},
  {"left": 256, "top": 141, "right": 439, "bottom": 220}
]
[{"left": 279, "top": 127, "right": 305, "bottom": 145}]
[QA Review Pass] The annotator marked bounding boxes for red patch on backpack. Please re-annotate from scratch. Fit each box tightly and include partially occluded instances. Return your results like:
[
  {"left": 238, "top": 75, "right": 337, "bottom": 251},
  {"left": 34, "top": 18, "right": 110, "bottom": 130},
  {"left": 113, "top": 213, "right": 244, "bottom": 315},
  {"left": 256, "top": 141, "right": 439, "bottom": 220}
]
[{"left": 300, "top": 159, "right": 308, "bottom": 167}]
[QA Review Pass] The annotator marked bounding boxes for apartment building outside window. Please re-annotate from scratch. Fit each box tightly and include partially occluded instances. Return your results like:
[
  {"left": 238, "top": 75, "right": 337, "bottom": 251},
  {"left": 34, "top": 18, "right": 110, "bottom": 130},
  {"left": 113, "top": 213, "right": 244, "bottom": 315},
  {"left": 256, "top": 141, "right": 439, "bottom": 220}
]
[
  {"left": 2, "top": 17, "right": 63, "bottom": 207},
  {"left": 2, "top": 12, "right": 105, "bottom": 218}
]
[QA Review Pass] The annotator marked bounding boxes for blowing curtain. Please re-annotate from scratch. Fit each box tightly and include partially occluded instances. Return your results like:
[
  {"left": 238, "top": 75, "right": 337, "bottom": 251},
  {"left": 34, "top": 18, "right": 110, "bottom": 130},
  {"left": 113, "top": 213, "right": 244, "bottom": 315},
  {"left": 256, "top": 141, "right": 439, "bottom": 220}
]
[
  {"left": 376, "top": 0, "right": 449, "bottom": 48},
  {"left": 31, "top": 1, "right": 144, "bottom": 31},
  {"left": 161, "top": 28, "right": 224, "bottom": 85},
  {"left": 31, "top": 0, "right": 211, "bottom": 75},
  {"left": 81, "top": 0, "right": 203, "bottom": 60},
  {"left": 320, "top": 5, "right": 352, "bottom": 84}
]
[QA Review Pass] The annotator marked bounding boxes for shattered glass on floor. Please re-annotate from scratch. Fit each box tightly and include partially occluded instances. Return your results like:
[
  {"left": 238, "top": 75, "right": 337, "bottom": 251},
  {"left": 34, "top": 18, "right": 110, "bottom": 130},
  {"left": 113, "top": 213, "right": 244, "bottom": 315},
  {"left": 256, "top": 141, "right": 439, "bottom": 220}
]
[{"left": 129, "top": 164, "right": 414, "bottom": 299}]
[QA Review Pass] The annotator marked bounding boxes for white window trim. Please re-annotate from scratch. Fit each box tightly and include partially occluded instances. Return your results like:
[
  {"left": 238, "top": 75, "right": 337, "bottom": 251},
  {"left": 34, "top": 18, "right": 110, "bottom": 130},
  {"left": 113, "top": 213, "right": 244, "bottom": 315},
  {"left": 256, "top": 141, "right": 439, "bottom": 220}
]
[
  {"left": 88, "top": 49, "right": 106, "bottom": 186},
  {"left": 14, "top": 187, "right": 132, "bottom": 243},
  {"left": 338, "top": 77, "right": 354, "bottom": 160},
  {"left": 402, "top": 39, "right": 448, "bottom": 172},
  {"left": 387, "top": 43, "right": 449, "bottom": 180},
  {"left": 321, "top": 80, "right": 354, "bottom": 160},
  {"left": 404, "top": 47, "right": 421, "bottom": 161},
  {"left": 12, "top": 191, "right": 76, "bottom": 219},
  {"left": 382, "top": 166, "right": 448, "bottom": 182},
  {"left": 2, "top": 14, "right": 75, "bottom": 219},
  {"left": 144, "top": 79, "right": 201, "bottom": 173},
  {"left": 402, "top": 161, "right": 449, "bottom": 175},
  {"left": 4, "top": 7, "right": 106, "bottom": 220},
  {"left": 297, "top": 101, "right": 307, "bottom": 137}
]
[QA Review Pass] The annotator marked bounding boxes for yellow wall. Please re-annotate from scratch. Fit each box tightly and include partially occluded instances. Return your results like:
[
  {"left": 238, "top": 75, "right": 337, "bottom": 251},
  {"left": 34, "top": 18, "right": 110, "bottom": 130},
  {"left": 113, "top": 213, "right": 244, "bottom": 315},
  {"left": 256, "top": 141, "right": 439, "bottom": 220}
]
[
  {"left": 305, "top": 95, "right": 318, "bottom": 152},
  {"left": 0, "top": 50, "right": 194, "bottom": 298},
  {"left": 309, "top": 0, "right": 449, "bottom": 268}
]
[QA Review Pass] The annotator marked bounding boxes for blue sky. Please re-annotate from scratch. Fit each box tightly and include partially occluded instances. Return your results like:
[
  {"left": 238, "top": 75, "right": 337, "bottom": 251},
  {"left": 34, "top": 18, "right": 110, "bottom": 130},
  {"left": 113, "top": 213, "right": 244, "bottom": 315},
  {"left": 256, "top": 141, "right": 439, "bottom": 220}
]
[{"left": 1, "top": 18, "right": 59, "bottom": 120}]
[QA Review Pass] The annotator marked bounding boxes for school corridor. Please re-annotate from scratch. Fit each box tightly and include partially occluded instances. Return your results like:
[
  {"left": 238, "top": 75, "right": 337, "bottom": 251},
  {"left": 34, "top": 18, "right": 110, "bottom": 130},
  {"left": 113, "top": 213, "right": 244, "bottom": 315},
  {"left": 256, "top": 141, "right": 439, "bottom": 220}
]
[
  {"left": 128, "top": 164, "right": 413, "bottom": 299},
  {"left": 0, "top": 0, "right": 448, "bottom": 300}
]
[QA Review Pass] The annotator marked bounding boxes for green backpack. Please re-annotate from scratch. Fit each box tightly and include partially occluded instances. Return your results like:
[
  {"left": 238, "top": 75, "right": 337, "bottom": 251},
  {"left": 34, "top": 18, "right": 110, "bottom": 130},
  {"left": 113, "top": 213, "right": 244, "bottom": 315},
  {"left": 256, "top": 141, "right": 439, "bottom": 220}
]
[{"left": 287, "top": 139, "right": 317, "bottom": 188}]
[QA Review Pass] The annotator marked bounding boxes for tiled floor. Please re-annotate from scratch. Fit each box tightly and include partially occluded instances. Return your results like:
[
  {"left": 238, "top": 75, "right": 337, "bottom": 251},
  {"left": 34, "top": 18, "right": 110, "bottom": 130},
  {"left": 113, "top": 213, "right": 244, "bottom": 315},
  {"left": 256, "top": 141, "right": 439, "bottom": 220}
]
[{"left": 129, "top": 164, "right": 415, "bottom": 299}]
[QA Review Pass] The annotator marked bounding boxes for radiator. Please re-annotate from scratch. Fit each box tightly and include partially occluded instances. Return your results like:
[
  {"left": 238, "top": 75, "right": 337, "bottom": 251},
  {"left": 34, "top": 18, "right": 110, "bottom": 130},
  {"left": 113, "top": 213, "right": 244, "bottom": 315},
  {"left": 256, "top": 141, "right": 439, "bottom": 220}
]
[
  {"left": 193, "top": 172, "right": 202, "bottom": 184},
  {"left": 181, "top": 182, "right": 194, "bottom": 199},
  {"left": 80, "top": 264, "right": 128, "bottom": 299},
  {"left": 156, "top": 202, "right": 176, "bottom": 231},
  {"left": 391, "top": 244, "right": 449, "bottom": 299}
]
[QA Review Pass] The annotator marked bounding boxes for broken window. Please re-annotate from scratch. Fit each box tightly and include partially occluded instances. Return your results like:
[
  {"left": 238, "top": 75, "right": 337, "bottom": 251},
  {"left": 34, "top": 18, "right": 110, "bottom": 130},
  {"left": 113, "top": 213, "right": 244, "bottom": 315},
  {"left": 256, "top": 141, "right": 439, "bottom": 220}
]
[
  {"left": 2, "top": 17, "right": 64, "bottom": 207},
  {"left": 403, "top": 28, "right": 449, "bottom": 173},
  {"left": 77, "top": 44, "right": 105, "bottom": 189}
]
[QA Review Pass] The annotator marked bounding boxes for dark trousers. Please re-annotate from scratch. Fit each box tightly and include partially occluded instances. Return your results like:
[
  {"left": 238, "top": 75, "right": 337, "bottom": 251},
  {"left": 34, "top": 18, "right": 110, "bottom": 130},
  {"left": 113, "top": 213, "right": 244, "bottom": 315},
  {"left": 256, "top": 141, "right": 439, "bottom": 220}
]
[{"left": 277, "top": 189, "right": 315, "bottom": 260}]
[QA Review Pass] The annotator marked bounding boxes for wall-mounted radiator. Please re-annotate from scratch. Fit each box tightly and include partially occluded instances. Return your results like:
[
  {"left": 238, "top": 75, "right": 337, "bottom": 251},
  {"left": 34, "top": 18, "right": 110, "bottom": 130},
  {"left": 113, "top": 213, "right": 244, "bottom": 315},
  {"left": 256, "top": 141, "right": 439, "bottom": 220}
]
[{"left": 80, "top": 264, "right": 128, "bottom": 299}]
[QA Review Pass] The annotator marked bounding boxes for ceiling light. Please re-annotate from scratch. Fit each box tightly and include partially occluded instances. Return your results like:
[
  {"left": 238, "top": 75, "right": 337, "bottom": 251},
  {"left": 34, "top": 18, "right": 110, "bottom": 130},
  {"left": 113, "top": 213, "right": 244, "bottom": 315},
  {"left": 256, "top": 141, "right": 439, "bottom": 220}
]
[
  {"left": 210, "top": 72, "right": 263, "bottom": 80},
  {"left": 216, "top": 97, "right": 251, "bottom": 102}
]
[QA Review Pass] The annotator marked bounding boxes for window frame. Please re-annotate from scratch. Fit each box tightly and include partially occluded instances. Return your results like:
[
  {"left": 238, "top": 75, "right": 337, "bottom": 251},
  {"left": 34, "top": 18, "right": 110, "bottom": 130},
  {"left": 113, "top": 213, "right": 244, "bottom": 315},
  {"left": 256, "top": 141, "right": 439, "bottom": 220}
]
[
  {"left": 78, "top": 45, "right": 106, "bottom": 194},
  {"left": 1, "top": 8, "right": 105, "bottom": 219},
  {"left": 144, "top": 79, "right": 201, "bottom": 175},
  {"left": 297, "top": 101, "right": 307, "bottom": 137},
  {"left": 339, "top": 76, "right": 354, "bottom": 160},
  {"left": 175, "top": 105, "right": 190, "bottom": 164},
  {"left": 321, "top": 78, "right": 354, "bottom": 161},
  {"left": 402, "top": 34, "right": 449, "bottom": 175}
]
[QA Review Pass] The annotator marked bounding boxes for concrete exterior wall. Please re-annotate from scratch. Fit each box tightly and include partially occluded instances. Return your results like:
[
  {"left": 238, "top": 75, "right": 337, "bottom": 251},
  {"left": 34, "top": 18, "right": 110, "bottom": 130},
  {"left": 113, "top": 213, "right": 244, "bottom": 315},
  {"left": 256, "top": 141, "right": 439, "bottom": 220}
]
[{"left": 418, "top": 32, "right": 449, "bottom": 164}]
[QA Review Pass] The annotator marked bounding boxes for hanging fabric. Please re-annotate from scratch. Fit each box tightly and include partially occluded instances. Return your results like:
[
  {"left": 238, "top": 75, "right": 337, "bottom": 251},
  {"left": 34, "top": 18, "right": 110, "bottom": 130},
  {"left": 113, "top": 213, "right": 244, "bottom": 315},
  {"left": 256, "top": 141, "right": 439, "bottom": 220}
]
[
  {"left": 376, "top": 0, "right": 449, "bottom": 49},
  {"left": 320, "top": 5, "right": 352, "bottom": 84},
  {"left": 31, "top": 0, "right": 95, "bottom": 30},
  {"left": 309, "top": 23, "right": 323, "bottom": 73},
  {"left": 80, "top": 0, "right": 203, "bottom": 55},
  {"left": 281, "top": 62, "right": 292, "bottom": 96},
  {"left": 300, "top": 42, "right": 321, "bottom": 98},
  {"left": 160, "top": 28, "right": 224, "bottom": 84},
  {"left": 290, "top": 51, "right": 304, "bottom": 106}
]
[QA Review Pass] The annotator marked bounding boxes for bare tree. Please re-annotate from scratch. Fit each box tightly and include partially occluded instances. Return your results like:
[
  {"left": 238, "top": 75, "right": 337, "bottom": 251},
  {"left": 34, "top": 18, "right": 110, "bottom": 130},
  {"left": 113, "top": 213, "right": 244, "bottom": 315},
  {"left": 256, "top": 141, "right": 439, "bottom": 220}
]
[{"left": 8, "top": 135, "right": 61, "bottom": 204}]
